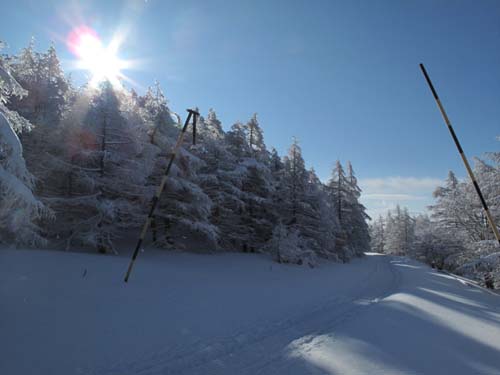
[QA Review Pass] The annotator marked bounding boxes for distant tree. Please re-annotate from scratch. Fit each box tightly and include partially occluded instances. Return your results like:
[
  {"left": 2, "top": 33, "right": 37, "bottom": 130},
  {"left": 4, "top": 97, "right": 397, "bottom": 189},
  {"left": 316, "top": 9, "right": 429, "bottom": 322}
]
[
  {"left": 370, "top": 215, "right": 385, "bottom": 253},
  {"left": 345, "top": 161, "right": 371, "bottom": 255},
  {"left": 326, "top": 160, "right": 369, "bottom": 258},
  {"left": 412, "top": 214, "right": 463, "bottom": 267},
  {"left": 303, "top": 168, "right": 340, "bottom": 259},
  {"left": 327, "top": 161, "right": 347, "bottom": 224},
  {"left": 275, "top": 139, "right": 341, "bottom": 261},
  {"left": 384, "top": 205, "right": 414, "bottom": 255}
]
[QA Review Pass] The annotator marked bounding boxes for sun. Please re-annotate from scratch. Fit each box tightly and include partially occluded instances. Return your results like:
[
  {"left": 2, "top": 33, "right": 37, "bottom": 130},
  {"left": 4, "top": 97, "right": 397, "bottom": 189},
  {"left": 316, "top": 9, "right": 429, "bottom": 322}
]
[{"left": 67, "top": 26, "right": 130, "bottom": 88}]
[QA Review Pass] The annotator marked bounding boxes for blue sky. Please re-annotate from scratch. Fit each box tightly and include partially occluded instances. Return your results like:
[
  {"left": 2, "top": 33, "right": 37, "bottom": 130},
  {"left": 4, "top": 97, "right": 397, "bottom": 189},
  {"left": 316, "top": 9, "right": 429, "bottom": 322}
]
[{"left": 1, "top": 0, "right": 499, "bottom": 218}]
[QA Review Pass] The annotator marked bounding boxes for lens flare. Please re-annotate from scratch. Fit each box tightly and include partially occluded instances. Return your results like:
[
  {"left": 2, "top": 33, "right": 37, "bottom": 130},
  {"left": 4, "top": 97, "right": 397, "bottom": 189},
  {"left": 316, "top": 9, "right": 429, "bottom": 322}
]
[{"left": 67, "top": 26, "right": 130, "bottom": 88}]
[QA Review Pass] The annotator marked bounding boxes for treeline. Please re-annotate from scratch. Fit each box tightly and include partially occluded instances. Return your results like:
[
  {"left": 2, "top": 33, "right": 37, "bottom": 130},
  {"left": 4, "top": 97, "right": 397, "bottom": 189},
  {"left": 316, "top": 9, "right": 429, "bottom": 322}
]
[
  {"left": 0, "top": 40, "right": 370, "bottom": 264},
  {"left": 370, "top": 154, "right": 500, "bottom": 286}
]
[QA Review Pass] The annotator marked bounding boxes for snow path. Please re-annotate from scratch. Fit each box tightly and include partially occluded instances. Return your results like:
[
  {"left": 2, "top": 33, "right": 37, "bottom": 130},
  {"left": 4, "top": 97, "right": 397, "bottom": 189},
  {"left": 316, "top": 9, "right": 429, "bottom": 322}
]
[{"left": 1, "top": 250, "right": 500, "bottom": 374}]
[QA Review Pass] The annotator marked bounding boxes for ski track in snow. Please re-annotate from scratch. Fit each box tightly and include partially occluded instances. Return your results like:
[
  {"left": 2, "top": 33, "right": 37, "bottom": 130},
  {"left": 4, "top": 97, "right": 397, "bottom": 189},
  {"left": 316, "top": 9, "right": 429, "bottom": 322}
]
[
  {"left": 1, "top": 250, "right": 500, "bottom": 375},
  {"left": 94, "top": 255, "right": 400, "bottom": 375}
]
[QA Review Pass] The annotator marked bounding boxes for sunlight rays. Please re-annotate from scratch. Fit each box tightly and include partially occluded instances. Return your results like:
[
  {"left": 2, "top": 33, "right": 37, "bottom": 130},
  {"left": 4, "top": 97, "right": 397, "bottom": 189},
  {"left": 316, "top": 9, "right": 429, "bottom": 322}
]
[{"left": 66, "top": 26, "right": 134, "bottom": 89}]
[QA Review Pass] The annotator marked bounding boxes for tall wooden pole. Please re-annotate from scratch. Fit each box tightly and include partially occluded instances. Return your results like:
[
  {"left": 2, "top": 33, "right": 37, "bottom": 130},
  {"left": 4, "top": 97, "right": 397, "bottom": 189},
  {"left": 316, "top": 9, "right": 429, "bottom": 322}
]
[
  {"left": 124, "top": 109, "right": 200, "bottom": 282},
  {"left": 420, "top": 64, "right": 500, "bottom": 246}
]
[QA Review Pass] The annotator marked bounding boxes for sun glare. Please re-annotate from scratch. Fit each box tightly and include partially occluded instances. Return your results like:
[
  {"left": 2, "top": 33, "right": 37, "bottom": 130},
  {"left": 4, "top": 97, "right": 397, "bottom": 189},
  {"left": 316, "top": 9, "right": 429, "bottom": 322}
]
[{"left": 67, "top": 26, "right": 130, "bottom": 88}]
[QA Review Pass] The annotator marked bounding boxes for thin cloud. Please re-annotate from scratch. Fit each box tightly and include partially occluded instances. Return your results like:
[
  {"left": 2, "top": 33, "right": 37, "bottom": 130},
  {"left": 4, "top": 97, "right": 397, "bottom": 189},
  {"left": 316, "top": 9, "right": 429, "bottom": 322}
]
[
  {"left": 362, "top": 193, "right": 426, "bottom": 201},
  {"left": 359, "top": 177, "right": 443, "bottom": 193},
  {"left": 359, "top": 176, "right": 443, "bottom": 219}
]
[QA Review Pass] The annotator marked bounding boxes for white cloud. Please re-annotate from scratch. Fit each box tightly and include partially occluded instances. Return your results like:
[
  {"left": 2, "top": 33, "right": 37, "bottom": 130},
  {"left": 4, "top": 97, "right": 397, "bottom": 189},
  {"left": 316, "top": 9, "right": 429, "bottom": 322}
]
[
  {"left": 359, "top": 177, "right": 442, "bottom": 193},
  {"left": 359, "top": 176, "right": 443, "bottom": 220},
  {"left": 362, "top": 193, "right": 426, "bottom": 201}
]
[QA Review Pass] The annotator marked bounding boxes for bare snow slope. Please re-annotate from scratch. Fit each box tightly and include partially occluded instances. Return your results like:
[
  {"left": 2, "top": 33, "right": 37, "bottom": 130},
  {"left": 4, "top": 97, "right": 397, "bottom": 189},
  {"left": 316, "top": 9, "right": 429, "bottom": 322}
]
[{"left": 1, "top": 250, "right": 500, "bottom": 375}]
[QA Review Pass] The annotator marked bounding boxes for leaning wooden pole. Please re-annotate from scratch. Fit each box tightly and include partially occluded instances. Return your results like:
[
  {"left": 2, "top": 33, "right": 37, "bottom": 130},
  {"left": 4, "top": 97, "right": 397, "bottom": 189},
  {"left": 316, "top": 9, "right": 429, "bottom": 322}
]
[
  {"left": 124, "top": 108, "right": 200, "bottom": 282},
  {"left": 419, "top": 64, "right": 500, "bottom": 246}
]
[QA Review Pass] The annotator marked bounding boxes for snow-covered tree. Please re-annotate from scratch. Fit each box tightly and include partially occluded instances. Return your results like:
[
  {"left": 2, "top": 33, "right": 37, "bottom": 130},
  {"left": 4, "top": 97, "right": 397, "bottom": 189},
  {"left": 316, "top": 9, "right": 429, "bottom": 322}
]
[
  {"left": 39, "top": 82, "right": 155, "bottom": 252},
  {"left": 8, "top": 40, "right": 70, "bottom": 126},
  {"left": 281, "top": 138, "right": 307, "bottom": 225},
  {"left": 384, "top": 205, "right": 414, "bottom": 255},
  {"left": 431, "top": 164, "right": 499, "bottom": 244},
  {"left": 345, "top": 161, "right": 371, "bottom": 254},
  {"left": 303, "top": 168, "right": 340, "bottom": 259},
  {"left": 0, "top": 42, "right": 32, "bottom": 133},
  {"left": 244, "top": 113, "right": 267, "bottom": 160},
  {"left": 270, "top": 147, "right": 283, "bottom": 174},
  {"left": 139, "top": 81, "right": 179, "bottom": 143},
  {"left": 225, "top": 121, "right": 251, "bottom": 159},
  {"left": 370, "top": 215, "right": 385, "bottom": 254},
  {"left": 200, "top": 108, "right": 224, "bottom": 141},
  {"left": 4, "top": 42, "right": 73, "bottom": 220},
  {"left": 412, "top": 214, "right": 463, "bottom": 268},
  {"left": 236, "top": 158, "right": 275, "bottom": 251},
  {"left": 0, "top": 37, "right": 375, "bottom": 263},
  {"left": 275, "top": 139, "right": 341, "bottom": 261},
  {"left": 195, "top": 129, "right": 243, "bottom": 250},
  {"left": 268, "top": 223, "right": 316, "bottom": 266},
  {"left": 326, "top": 161, "right": 369, "bottom": 257},
  {"left": 327, "top": 161, "right": 349, "bottom": 225},
  {"left": 139, "top": 92, "right": 217, "bottom": 251},
  {"left": 0, "top": 42, "right": 50, "bottom": 245},
  {"left": 0, "top": 112, "right": 51, "bottom": 245}
]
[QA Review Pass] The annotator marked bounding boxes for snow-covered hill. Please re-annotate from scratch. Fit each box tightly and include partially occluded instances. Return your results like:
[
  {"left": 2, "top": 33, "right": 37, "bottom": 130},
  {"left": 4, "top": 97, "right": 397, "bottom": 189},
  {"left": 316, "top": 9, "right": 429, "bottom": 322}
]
[{"left": 1, "top": 249, "right": 499, "bottom": 375}]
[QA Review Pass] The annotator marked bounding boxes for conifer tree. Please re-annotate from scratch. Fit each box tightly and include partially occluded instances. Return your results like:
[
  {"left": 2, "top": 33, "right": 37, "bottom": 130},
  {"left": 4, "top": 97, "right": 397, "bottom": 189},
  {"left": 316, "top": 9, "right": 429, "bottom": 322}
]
[
  {"left": 0, "top": 41, "right": 50, "bottom": 245},
  {"left": 244, "top": 113, "right": 267, "bottom": 160},
  {"left": 370, "top": 215, "right": 385, "bottom": 253},
  {"left": 225, "top": 121, "right": 250, "bottom": 159},
  {"left": 139, "top": 89, "right": 217, "bottom": 251},
  {"left": 345, "top": 161, "right": 371, "bottom": 255}
]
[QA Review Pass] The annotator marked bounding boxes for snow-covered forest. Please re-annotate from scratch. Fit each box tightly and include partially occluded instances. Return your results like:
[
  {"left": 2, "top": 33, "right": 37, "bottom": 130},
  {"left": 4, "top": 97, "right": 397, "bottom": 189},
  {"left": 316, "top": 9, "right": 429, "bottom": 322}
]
[
  {"left": 0, "top": 40, "right": 370, "bottom": 264},
  {"left": 2, "top": 39, "right": 499, "bottom": 281},
  {"left": 370, "top": 151, "right": 500, "bottom": 286}
]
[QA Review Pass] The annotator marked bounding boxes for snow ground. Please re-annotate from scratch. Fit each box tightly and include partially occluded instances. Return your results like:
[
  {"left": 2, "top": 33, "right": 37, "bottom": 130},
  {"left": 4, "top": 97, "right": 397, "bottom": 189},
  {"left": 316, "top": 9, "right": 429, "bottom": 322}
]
[{"left": 1, "top": 250, "right": 500, "bottom": 375}]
